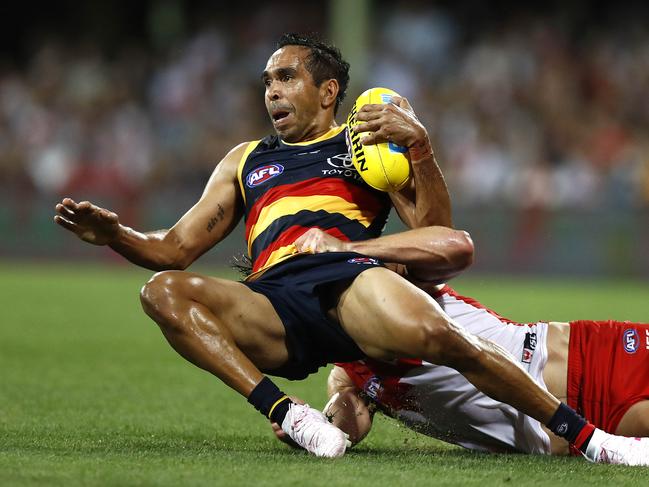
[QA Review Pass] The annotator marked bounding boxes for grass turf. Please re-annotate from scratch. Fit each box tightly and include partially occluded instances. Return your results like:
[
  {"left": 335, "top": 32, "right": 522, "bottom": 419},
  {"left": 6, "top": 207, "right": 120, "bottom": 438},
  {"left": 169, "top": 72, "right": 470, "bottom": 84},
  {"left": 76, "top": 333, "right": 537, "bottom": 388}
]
[{"left": 2, "top": 262, "right": 649, "bottom": 486}]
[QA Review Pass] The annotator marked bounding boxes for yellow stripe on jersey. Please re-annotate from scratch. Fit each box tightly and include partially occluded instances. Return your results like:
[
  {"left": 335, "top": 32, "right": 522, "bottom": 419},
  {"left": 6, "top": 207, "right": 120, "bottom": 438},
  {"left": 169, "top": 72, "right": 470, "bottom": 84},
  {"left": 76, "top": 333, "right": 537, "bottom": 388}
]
[
  {"left": 261, "top": 244, "right": 299, "bottom": 270},
  {"left": 247, "top": 195, "right": 374, "bottom": 254},
  {"left": 280, "top": 125, "right": 346, "bottom": 146},
  {"left": 245, "top": 246, "right": 304, "bottom": 281},
  {"left": 237, "top": 140, "right": 261, "bottom": 204}
]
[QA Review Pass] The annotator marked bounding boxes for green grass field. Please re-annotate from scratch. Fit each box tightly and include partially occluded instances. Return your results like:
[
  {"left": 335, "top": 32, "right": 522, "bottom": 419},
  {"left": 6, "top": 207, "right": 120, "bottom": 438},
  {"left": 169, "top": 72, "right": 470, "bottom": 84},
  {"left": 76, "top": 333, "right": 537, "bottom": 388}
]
[{"left": 2, "top": 262, "right": 649, "bottom": 486}]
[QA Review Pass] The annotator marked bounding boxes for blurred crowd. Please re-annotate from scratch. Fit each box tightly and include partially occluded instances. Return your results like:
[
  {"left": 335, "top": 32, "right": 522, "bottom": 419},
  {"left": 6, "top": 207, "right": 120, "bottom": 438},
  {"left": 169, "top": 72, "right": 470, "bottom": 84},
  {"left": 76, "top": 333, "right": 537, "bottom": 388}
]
[
  {"left": 375, "top": 5, "right": 649, "bottom": 210},
  {"left": 2, "top": 2, "right": 649, "bottom": 216}
]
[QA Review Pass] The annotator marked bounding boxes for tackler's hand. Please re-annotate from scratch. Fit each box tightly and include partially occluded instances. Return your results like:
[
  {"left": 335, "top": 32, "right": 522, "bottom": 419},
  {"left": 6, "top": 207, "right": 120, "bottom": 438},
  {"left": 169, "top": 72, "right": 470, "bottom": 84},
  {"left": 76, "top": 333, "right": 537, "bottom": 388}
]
[
  {"left": 352, "top": 96, "right": 431, "bottom": 159},
  {"left": 54, "top": 198, "right": 121, "bottom": 246},
  {"left": 294, "top": 228, "right": 350, "bottom": 254}
]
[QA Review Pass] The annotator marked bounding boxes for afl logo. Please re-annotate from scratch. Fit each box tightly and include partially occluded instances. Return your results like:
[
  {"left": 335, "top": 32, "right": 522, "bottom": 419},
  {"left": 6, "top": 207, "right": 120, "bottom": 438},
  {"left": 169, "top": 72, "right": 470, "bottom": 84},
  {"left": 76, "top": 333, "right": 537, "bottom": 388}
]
[
  {"left": 622, "top": 328, "right": 639, "bottom": 354},
  {"left": 348, "top": 257, "right": 380, "bottom": 265},
  {"left": 364, "top": 376, "right": 382, "bottom": 400},
  {"left": 246, "top": 164, "right": 284, "bottom": 188}
]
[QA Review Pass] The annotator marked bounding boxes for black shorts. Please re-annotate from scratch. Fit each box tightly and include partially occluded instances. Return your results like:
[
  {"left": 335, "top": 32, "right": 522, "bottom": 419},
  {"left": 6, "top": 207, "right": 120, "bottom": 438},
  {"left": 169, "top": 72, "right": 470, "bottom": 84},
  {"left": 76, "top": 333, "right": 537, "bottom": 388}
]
[{"left": 243, "top": 252, "right": 384, "bottom": 380}]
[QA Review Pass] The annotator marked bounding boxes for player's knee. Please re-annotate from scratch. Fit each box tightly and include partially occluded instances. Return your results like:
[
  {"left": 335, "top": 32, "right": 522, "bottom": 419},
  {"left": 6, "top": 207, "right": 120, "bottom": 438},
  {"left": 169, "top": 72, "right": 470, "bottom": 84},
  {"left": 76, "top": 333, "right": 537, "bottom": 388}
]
[
  {"left": 453, "top": 230, "right": 475, "bottom": 271},
  {"left": 140, "top": 270, "right": 187, "bottom": 321}
]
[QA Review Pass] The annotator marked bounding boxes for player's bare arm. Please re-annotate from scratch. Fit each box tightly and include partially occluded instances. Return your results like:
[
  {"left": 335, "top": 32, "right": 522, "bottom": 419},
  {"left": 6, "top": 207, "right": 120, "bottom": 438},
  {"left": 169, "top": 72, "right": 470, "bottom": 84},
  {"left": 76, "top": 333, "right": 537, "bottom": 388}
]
[
  {"left": 294, "top": 226, "right": 473, "bottom": 283},
  {"left": 353, "top": 96, "right": 452, "bottom": 229},
  {"left": 54, "top": 143, "right": 248, "bottom": 270}
]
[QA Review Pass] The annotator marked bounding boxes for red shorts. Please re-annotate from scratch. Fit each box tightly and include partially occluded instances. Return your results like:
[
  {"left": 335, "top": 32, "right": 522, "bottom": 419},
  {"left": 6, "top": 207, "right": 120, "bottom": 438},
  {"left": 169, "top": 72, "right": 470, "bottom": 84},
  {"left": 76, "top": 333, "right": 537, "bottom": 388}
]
[{"left": 568, "top": 320, "right": 649, "bottom": 434}]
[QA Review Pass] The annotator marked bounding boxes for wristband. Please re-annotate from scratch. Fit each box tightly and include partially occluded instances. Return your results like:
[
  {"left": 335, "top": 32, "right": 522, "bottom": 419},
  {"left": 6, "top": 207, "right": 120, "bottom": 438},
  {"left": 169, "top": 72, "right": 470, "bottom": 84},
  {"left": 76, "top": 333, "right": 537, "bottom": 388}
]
[{"left": 409, "top": 140, "right": 433, "bottom": 162}]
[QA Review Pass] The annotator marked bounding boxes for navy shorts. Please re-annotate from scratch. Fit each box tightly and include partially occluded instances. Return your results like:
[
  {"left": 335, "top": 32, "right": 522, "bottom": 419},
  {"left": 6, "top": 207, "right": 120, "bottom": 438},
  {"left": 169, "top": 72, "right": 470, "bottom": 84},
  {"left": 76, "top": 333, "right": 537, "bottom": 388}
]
[{"left": 243, "top": 252, "right": 384, "bottom": 380}]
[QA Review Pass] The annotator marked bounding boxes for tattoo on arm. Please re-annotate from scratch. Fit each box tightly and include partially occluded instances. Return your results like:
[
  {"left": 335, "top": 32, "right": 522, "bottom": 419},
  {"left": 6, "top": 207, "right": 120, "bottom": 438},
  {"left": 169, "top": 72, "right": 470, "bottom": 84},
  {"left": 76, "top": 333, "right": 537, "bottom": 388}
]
[{"left": 206, "top": 204, "right": 226, "bottom": 232}]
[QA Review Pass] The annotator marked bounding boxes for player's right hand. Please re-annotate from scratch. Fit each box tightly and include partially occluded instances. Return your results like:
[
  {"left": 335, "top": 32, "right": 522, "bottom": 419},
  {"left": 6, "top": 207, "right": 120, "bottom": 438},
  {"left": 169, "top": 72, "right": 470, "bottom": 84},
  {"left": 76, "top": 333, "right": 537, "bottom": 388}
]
[
  {"left": 294, "top": 228, "right": 350, "bottom": 254},
  {"left": 54, "top": 198, "right": 120, "bottom": 246}
]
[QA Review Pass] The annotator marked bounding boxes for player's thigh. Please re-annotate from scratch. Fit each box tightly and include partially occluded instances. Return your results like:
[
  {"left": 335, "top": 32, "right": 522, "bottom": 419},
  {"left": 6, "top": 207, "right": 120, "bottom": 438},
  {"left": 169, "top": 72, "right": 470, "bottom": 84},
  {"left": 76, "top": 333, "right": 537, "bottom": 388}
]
[
  {"left": 336, "top": 267, "right": 451, "bottom": 359},
  {"left": 543, "top": 322, "right": 570, "bottom": 402},
  {"left": 143, "top": 270, "right": 287, "bottom": 362},
  {"left": 615, "top": 401, "right": 649, "bottom": 437},
  {"left": 194, "top": 275, "right": 287, "bottom": 356}
]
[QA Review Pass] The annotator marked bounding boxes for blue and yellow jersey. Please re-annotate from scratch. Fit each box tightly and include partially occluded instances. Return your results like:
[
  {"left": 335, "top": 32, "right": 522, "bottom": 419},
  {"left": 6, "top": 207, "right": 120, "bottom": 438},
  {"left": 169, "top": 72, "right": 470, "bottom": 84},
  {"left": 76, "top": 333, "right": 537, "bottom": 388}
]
[{"left": 237, "top": 125, "right": 391, "bottom": 276}]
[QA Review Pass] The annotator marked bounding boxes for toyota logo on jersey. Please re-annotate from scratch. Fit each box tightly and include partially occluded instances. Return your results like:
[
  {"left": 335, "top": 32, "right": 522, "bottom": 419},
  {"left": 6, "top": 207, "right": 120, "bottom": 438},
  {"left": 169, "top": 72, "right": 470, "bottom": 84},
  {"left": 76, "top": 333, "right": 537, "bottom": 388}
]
[
  {"left": 622, "top": 328, "right": 639, "bottom": 354},
  {"left": 326, "top": 153, "right": 354, "bottom": 169},
  {"left": 246, "top": 164, "right": 284, "bottom": 188}
]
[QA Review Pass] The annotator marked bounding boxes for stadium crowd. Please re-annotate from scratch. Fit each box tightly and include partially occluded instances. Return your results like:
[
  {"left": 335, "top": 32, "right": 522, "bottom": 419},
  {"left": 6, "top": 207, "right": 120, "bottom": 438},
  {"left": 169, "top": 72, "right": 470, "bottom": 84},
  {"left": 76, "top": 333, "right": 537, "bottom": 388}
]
[{"left": 2, "top": 3, "right": 649, "bottom": 217}]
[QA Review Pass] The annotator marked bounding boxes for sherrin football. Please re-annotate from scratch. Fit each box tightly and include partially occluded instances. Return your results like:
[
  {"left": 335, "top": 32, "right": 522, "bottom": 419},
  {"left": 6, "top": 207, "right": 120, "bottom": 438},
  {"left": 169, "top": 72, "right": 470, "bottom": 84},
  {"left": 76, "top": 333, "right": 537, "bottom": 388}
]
[{"left": 346, "top": 87, "right": 411, "bottom": 192}]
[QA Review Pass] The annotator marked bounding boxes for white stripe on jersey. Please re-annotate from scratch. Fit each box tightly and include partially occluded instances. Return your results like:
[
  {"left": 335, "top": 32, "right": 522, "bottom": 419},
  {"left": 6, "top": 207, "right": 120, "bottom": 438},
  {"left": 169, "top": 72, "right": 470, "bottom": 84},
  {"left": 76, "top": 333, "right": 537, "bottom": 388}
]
[{"left": 372, "top": 287, "right": 551, "bottom": 454}]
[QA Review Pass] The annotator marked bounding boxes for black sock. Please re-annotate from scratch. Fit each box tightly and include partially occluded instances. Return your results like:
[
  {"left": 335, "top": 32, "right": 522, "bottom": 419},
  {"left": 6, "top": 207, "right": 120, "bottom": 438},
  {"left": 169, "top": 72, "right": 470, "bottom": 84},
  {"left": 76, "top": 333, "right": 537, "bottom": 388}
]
[
  {"left": 547, "top": 403, "right": 595, "bottom": 452},
  {"left": 247, "top": 376, "right": 293, "bottom": 425}
]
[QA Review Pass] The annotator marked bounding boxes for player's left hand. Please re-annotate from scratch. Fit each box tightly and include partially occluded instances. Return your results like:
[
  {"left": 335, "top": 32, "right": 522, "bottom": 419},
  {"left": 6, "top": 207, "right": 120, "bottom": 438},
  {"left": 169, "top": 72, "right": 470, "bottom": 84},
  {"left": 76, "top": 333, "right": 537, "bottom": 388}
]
[
  {"left": 294, "top": 228, "right": 350, "bottom": 254},
  {"left": 271, "top": 422, "right": 299, "bottom": 447},
  {"left": 352, "top": 96, "right": 432, "bottom": 158}
]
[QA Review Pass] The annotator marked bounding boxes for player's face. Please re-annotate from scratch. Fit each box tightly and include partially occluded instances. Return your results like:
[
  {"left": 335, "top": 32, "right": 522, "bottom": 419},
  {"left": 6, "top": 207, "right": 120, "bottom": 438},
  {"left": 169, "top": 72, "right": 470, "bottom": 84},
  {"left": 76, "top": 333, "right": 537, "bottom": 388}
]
[{"left": 262, "top": 46, "right": 326, "bottom": 142}]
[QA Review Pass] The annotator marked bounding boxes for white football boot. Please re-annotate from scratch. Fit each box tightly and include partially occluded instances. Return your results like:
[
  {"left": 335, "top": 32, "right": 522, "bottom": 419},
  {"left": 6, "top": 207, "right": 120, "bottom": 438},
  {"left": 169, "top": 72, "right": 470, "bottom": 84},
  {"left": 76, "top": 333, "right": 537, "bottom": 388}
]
[
  {"left": 585, "top": 429, "right": 649, "bottom": 466},
  {"left": 281, "top": 403, "right": 350, "bottom": 458}
]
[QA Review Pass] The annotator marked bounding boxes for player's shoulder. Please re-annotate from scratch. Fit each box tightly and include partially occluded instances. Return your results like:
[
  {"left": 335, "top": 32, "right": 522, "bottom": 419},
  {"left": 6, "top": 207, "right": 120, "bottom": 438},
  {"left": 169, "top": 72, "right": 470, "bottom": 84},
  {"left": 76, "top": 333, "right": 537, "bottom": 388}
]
[
  {"left": 229, "top": 141, "right": 256, "bottom": 159},
  {"left": 215, "top": 141, "right": 257, "bottom": 172},
  {"left": 229, "top": 135, "right": 280, "bottom": 162},
  {"left": 202, "top": 143, "right": 257, "bottom": 186}
]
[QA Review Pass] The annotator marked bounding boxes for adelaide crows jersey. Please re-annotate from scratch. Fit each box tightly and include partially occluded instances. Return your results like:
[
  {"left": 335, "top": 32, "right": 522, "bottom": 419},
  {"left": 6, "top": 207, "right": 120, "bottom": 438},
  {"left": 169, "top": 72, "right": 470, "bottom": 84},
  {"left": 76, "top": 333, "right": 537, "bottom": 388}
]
[{"left": 236, "top": 125, "right": 391, "bottom": 276}]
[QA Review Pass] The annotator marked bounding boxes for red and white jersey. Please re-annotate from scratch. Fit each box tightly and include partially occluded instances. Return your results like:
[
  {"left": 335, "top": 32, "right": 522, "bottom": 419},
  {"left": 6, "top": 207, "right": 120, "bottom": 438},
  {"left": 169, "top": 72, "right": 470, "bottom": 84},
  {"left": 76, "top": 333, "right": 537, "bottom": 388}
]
[{"left": 339, "top": 285, "right": 551, "bottom": 455}]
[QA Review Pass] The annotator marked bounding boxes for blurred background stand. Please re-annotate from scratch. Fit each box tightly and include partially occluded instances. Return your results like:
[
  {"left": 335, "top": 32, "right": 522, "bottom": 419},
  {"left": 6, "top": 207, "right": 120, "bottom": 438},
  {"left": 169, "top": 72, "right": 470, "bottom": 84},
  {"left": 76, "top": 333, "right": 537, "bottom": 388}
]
[{"left": 1, "top": 0, "right": 648, "bottom": 277}]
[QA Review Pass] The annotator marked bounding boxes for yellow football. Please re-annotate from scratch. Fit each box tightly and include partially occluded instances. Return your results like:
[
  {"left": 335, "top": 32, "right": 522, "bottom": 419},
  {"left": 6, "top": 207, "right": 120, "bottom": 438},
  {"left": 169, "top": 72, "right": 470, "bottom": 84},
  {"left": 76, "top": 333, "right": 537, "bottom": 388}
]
[{"left": 346, "top": 87, "right": 411, "bottom": 192}]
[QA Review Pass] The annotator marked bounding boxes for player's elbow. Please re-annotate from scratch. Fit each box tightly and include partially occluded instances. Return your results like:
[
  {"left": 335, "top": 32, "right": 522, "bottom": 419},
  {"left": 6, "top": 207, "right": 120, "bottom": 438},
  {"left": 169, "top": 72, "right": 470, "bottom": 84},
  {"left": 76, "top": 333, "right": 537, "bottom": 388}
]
[
  {"left": 158, "top": 232, "right": 196, "bottom": 271},
  {"left": 146, "top": 254, "right": 190, "bottom": 272},
  {"left": 409, "top": 228, "right": 474, "bottom": 282},
  {"left": 451, "top": 230, "right": 474, "bottom": 271},
  {"left": 435, "top": 228, "right": 474, "bottom": 274},
  {"left": 168, "top": 254, "right": 193, "bottom": 271}
]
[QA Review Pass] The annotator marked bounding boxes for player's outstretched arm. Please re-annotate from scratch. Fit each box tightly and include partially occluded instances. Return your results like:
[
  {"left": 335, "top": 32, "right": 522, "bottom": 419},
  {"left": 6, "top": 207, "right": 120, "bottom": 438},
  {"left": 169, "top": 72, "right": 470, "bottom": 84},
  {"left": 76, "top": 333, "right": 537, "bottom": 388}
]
[
  {"left": 353, "top": 96, "right": 451, "bottom": 229},
  {"left": 324, "top": 366, "right": 373, "bottom": 447},
  {"left": 295, "top": 226, "right": 473, "bottom": 283},
  {"left": 54, "top": 143, "right": 249, "bottom": 271}
]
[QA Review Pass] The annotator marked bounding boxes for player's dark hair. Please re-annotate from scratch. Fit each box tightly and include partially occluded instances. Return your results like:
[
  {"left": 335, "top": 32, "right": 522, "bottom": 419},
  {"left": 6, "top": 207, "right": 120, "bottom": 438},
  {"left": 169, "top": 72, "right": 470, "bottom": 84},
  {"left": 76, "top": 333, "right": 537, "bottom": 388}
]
[
  {"left": 231, "top": 253, "right": 252, "bottom": 279},
  {"left": 277, "top": 33, "right": 350, "bottom": 115}
]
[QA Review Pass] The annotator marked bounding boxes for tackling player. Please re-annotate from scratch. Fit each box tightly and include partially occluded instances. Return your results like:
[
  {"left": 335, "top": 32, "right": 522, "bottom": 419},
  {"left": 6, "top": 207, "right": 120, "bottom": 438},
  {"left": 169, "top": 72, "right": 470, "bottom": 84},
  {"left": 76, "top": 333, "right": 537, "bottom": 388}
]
[
  {"left": 53, "top": 33, "right": 649, "bottom": 464},
  {"left": 276, "top": 228, "right": 649, "bottom": 465}
]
